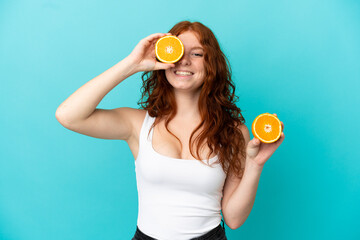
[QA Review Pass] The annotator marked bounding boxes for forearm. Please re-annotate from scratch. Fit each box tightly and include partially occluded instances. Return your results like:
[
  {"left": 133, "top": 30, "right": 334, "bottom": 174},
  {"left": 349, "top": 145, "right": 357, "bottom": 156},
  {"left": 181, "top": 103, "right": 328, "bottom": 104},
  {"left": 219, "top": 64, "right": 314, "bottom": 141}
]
[
  {"left": 55, "top": 56, "right": 137, "bottom": 124},
  {"left": 223, "top": 159, "right": 263, "bottom": 229}
]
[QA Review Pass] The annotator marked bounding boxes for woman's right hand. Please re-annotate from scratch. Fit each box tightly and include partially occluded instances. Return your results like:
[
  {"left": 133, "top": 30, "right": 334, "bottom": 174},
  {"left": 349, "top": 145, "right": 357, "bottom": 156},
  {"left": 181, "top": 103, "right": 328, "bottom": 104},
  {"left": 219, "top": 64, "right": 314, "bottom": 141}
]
[{"left": 126, "top": 33, "right": 175, "bottom": 73}]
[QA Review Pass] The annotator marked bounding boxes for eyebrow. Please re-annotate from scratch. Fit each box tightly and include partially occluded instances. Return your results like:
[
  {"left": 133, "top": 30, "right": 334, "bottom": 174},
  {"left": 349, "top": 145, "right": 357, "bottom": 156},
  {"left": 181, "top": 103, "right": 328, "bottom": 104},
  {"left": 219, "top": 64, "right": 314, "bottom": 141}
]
[{"left": 190, "top": 47, "right": 204, "bottom": 51}]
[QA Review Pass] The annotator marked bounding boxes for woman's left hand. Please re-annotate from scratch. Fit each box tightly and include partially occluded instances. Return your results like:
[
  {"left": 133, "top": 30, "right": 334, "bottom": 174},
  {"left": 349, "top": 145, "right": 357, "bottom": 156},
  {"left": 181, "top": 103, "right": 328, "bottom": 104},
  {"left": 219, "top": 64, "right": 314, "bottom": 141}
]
[{"left": 246, "top": 113, "right": 285, "bottom": 167}]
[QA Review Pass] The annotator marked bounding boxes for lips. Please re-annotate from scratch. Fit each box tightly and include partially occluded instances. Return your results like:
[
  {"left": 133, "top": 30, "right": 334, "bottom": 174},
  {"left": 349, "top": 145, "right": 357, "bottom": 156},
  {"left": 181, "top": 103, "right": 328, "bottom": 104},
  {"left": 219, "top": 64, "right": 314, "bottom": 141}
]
[{"left": 174, "top": 70, "right": 194, "bottom": 76}]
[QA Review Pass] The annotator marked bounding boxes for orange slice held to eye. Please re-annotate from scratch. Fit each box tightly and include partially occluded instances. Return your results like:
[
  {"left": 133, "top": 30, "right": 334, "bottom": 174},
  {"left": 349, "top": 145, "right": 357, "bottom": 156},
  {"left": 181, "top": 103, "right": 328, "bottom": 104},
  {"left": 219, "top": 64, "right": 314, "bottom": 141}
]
[
  {"left": 155, "top": 35, "right": 184, "bottom": 63},
  {"left": 252, "top": 113, "right": 282, "bottom": 143}
]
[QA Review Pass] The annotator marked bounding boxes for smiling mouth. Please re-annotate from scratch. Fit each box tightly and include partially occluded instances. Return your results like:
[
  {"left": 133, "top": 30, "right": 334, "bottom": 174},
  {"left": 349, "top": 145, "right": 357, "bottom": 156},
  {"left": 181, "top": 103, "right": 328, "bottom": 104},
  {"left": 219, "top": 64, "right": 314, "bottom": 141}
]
[{"left": 174, "top": 70, "right": 194, "bottom": 76}]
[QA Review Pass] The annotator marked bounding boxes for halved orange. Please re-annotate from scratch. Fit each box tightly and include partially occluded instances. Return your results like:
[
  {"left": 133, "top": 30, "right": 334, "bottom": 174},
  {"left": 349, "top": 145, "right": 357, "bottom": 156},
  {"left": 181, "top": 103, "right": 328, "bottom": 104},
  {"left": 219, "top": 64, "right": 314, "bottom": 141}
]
[
  {"left": 155, "top": 35, "right": 184, "bottom": 63},
  {"left": 252, "top": 113, "right": 282, "bottom": 143}
]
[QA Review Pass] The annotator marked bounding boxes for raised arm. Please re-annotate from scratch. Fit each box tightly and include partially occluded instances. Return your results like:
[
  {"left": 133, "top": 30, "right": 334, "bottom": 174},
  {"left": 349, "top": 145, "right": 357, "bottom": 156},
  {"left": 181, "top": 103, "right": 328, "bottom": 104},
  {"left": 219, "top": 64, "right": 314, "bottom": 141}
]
[
  {"left": 222, "top": 118, "right": 285, "bottom": 229},
  {"left": 55, "top": 33, "right": 175, "bottom": 140}
]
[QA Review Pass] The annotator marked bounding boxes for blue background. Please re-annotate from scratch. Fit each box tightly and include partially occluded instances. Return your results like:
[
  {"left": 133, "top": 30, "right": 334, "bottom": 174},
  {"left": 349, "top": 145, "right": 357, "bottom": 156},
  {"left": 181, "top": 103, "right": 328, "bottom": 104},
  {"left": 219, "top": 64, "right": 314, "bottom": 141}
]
[{"left": 1, "top": 0, "right": 359, "bottom": 239}]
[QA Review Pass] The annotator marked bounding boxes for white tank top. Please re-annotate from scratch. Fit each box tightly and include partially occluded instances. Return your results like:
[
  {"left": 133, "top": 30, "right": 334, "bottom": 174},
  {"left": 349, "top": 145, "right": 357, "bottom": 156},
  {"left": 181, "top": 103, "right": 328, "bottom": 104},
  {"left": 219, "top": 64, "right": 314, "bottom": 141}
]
[{"left": 135, "top": 111, "right": 227, "bottom": 240}]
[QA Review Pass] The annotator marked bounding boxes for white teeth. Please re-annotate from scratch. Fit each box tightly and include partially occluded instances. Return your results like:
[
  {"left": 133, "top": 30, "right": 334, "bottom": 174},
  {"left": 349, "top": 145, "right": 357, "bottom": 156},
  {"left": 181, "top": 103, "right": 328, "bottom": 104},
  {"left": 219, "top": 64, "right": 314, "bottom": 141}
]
[{"left": 175, "top": 71, "right": 193, "bottom": 76}]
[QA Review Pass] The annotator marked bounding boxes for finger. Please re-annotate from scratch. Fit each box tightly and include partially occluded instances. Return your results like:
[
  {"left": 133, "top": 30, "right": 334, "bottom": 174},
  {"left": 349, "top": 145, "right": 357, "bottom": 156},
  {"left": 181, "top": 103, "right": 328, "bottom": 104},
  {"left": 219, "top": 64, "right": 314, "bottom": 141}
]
[
  {"left": 273, "top": 113, "right": 284, "bottom": 131},
  {"left": 142, "top": 33, "right": 168, "bottom": 44},
  {"left": 279, "top": 132, "right": 285, "bottom": 143},
  {"left": 154, "top": 62, "right": 175, "bottom": 70},
  {"left": 246, "top": 138, "right": 261, "bottom": 158},
  {"left": 279, "top": 121, "right": 284, "bottom": 131},
  {"left": 250, "top": 137, "right": 260, "bottom": 145},
  {"left": 273, "top": 132, "right": 285, "bottom": 143}
]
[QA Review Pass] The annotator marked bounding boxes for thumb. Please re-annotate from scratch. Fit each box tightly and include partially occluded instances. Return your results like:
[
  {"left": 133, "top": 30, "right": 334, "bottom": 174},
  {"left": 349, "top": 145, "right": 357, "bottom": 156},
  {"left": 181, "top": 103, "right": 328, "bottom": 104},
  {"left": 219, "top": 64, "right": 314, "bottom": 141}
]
[{"left": 246, "top": 138, "right": 260, "bottom": 159}]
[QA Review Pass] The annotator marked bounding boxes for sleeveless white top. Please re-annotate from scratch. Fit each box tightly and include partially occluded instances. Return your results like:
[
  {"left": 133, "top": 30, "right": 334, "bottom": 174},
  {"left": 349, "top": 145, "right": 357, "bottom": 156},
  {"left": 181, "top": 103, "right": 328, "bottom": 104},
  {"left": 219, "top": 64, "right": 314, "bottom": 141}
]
[{"left": 135, "top": 111, "right": 227, "bottom": 240}]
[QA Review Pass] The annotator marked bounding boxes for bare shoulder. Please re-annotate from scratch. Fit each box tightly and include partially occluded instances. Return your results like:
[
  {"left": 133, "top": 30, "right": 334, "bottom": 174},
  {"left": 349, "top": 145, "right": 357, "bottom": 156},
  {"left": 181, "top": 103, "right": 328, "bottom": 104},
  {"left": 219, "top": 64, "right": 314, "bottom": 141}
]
[
  {"left": 117, "top": 107, "right": 146, "bottom": 131},
  {"left": 116, "top": 107, "right": 146, "bottom": 141},
  {"left": 234, "top": 123, "right": 251, "bottom": 171},
  {"left": 115, "top": 107, "right": 146, "bottom": 119},
  {"left": 238, "top": 123, "right": 250, "bottom": 144},
  {"left": 119, "top": 108, "right": 147, "bottom": 159},
  {"left": 224, "top": 123, "right": 250, "bottom": 181}
]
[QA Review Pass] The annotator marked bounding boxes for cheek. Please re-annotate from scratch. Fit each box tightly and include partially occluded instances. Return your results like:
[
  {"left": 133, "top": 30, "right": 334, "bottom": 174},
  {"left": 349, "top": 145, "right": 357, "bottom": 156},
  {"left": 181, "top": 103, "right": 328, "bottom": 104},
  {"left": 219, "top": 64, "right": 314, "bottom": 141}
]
[
  {"left": 197, "top": 60, "right": 206, "bottom": 73},
  {"left": 197, "top": 64, "right": 206, "bottom": 77},
  {"left": 165, "top": 69, "right": 172, "bottom": 80}
]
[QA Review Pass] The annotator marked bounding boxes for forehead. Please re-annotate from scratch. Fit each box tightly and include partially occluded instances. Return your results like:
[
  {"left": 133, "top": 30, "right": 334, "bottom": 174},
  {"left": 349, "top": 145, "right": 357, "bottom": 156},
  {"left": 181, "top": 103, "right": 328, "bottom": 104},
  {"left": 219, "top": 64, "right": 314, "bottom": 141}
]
[{"left": 177, "top": 31, "right": 203, "bottom": 49}]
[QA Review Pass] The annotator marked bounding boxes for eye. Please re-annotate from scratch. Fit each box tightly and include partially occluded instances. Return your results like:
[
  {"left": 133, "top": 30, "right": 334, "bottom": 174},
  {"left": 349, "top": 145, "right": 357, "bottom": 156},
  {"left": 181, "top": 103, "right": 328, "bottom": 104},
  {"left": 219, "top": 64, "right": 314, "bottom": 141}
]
[{"left": 192, "top": 53, "right": 203, "bottom": 57}]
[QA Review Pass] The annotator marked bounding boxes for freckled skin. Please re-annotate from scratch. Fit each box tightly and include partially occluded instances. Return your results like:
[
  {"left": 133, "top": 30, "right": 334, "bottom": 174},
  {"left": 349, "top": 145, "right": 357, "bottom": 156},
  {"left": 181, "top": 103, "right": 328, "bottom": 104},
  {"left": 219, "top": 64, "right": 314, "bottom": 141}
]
[{"left": 165, "top": 31, "right": 206, "bottom": 93}]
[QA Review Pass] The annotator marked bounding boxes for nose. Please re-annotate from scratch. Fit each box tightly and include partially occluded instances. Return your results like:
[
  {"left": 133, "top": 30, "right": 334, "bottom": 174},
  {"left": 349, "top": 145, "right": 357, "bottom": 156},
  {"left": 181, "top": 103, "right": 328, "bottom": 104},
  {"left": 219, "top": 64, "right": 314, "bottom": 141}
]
[{"left": 177, "top": 53, "right": 190, "bottom": 66}]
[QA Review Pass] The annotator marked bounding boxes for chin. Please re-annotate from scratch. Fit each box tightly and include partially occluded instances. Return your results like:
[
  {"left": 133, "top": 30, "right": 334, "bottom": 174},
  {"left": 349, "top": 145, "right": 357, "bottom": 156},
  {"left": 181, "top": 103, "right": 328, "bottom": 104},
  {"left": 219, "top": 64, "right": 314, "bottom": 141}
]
[
  {"left": 171, "top": 83, "right": 192, "bottom": 90},
  {"left": 172, "top": 84, "right": 203, "bottom": 93}
]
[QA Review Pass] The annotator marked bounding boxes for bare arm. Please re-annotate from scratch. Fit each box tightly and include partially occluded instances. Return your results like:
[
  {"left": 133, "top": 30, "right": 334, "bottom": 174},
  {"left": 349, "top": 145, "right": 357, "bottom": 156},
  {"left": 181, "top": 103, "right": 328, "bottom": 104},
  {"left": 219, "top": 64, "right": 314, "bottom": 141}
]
[
  {"left": 55, "top": 57, "right": 136, "bottom": 125},
  {"left": 55, "top": 56, "right": 139, "bottom": 141},
  {"left": 222, "top": 160, "right": 263, "bottom": 229},
  {"left": 55, "top": 33, "right": 175, "bottom": 140},
  {"left": 222, "top": 118, "right": 285, "bottom": 229}
]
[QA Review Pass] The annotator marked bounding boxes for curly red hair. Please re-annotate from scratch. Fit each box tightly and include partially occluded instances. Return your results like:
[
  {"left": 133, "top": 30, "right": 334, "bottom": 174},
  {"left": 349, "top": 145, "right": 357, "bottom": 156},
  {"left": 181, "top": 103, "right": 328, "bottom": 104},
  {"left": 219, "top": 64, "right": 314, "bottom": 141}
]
[{"left": 138, "top": 21, "right": 246, "bottom": 178}]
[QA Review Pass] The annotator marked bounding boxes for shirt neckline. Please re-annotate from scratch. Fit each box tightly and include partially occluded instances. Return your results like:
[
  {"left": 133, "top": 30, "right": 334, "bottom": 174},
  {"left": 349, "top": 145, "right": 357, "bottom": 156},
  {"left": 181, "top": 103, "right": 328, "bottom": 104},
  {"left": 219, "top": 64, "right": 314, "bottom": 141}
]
[{"left": 148, "top": 116, "right": 218, "bottom": 162}]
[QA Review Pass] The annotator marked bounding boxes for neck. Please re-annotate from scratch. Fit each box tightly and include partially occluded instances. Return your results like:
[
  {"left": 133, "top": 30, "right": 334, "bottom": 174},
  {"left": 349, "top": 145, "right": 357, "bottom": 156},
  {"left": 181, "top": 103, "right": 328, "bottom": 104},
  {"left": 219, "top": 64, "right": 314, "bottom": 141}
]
[{"left": 173, "top": 89, "right": 202, "bottom": 121}]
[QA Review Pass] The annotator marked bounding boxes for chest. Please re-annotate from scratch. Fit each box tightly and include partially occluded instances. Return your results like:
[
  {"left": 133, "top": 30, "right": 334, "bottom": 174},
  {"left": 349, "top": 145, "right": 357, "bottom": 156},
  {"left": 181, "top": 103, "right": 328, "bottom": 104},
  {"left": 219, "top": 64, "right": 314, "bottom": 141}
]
[
  {"left": 134, "top": 113, "right": 227, "bottom": 194},
  {"left": 152, "top": 120, "right": 216, "bottom": 160},
  {"left": 137, "top": 151, "right": 226, "bottom": 194}
]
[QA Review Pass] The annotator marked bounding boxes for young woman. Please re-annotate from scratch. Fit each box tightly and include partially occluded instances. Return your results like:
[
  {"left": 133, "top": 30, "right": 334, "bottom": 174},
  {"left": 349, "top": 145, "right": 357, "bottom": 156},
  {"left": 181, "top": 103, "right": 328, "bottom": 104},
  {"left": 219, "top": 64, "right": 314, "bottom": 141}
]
[{"left": 56, "top": 21, "right": 285, "bottom": 240}]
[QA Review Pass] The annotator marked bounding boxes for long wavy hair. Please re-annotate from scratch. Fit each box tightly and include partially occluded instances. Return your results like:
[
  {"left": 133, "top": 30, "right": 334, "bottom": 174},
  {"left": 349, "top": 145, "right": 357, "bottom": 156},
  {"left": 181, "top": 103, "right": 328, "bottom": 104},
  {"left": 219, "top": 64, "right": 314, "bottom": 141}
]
[{"left": 138, "top": 21, "right": 246, "bottom": 178}]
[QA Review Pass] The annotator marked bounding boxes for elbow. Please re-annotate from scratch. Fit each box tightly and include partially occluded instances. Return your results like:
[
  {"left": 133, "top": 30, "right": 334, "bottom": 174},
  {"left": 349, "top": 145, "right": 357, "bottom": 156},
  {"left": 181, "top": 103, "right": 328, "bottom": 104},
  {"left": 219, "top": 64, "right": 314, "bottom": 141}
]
[
  {"left": 55, "top": 108, "right": 62, "bottom": 121},
  {"left": 55, "top": 108, "right": 71, "bottom": 127},
  {"left": 224, "top": 217, "right": 246, "bottom": 230},
  {"left": 222, "top": 206, "right": 252, "bottom": 230},
  {"left": 227, "top": 222, "right": 243, "bottom": 230}
]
